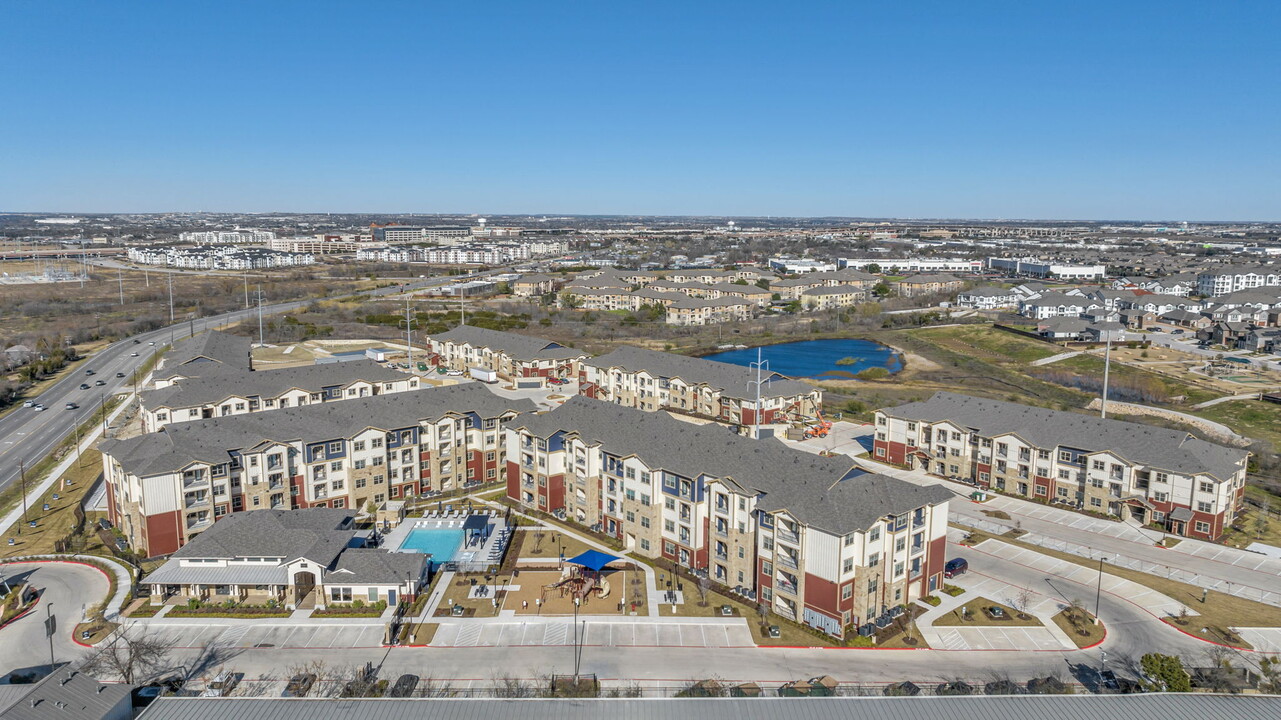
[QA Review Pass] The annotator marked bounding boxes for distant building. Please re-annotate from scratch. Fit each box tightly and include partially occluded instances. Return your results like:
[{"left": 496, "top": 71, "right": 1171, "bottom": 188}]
[
  {"left": 893, "top": 273, "right": 965, "bottom": 299},
  {"left": 371, "top": 226, "right": 471, "bottom": 245},
  {"left": 768, "top": 257, "right": 837, "bottom": 274},
  {"left": 178, "top": 229, "right": 275, "bottom": 244},
  {"left": 126, "top": 244, "right": 313, "bottom": 270},
  {"left": 840, "top": 258, "right": 983, "bottom": 273},
  {"left": 987, "top": 258, "right": 1106, "bottom": 281}
]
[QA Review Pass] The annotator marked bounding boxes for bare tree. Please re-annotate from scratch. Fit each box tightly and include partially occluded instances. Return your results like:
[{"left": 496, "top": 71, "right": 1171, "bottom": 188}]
[
  {"left": 696, "top": 576, "right": 711, "bottom": 607},
  {"left": 1012, "top": 589, "right": 1034, "bottom": 620},
  {"left": 79, "top": 628, "right": 173, "bottom": 684}
]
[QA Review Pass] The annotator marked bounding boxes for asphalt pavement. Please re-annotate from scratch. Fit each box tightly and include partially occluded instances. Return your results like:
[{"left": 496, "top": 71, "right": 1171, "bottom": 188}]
[{"left": 0, "top": 561, "right": 110, "bottom": 680}]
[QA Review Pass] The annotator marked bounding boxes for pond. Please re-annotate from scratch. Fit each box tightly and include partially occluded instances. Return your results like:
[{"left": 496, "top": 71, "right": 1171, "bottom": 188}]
[{"left": 702, "top": 338, "right": 902, "bottom": 379}]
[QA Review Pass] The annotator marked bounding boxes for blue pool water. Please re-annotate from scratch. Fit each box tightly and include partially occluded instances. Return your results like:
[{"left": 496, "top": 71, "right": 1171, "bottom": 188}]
[
  {"left": 702, "top": 339, "right": 902, "bottom": 379},
  {"left": 399, "top": 527, "right": 465, "bottom": 567}
]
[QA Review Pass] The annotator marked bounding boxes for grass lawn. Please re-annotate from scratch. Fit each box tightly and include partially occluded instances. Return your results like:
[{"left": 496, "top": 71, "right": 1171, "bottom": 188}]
[
  {"left": 1218, "top": 504, "right": 1281, "bottom": 549},
  {"left": 933, "top": 597, "right": 1042, "bottom": 627},
  {"left": 961, "top": 529, "right": 1279, "bottom": 646},
  {"left": 1198, "top": 400, "right": 1281, "bottom": 449},
  {"left": 510, "top": 528, "right": 597, "bottom": 561},
  {"left": 406, "top": 622, "right": 439, "bottom": 645},
  {"left": 123, "top": 601, "right": 164, "bottom": 618},
  {"left": 1053, "top": 607, "right": 1104, "bottom": 648},
  {"left": 1, "top": 447, "right": 109, "bottom": 559},
  {"left": 913, "top": 325, "right": 1059, "bottom": 364},
  {"left": 74, "top": 619, "right": 119, "bottom": 645}
]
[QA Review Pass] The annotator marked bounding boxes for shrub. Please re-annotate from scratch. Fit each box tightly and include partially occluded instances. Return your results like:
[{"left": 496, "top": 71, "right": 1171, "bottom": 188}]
[{"left": 856, "top": 367, "right": 890, "bottom": 380}]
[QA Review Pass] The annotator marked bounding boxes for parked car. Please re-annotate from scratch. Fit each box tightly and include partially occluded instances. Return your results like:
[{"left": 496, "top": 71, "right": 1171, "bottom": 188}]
[
  {"left": 283, "top": 673, "right": 316, "bottom": 698},
  {"left": 1171, "top": 329, "right": 1184, "bottom": 334},
  {"left": 944, "top": 557, "right": 969, "bottom": 578},
  {"left": 201, "top": 671, "right": 243, "bottom": 697},
  {"left": 389, "top": 674, "right": 419, "bottom": 698}
]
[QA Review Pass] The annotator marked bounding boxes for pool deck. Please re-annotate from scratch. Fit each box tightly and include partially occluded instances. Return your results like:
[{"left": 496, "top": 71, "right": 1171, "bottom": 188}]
[{"left": 384, "top": 511, "right": 510, "bottom": 568}]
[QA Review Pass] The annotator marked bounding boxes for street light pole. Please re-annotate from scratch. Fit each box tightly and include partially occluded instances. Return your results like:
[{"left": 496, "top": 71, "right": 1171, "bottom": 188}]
[
  {"left": 46, "top": 603, "right": 55, "bottom": 672},
  {"left": 1094, "top": 556, "right": 1106, "bottom": 623},
  {"left": 18, "top": 461, "right": 28, "bottom": 534}
]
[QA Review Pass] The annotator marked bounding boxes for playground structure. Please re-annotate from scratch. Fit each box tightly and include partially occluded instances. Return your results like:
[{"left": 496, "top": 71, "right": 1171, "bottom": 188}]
[{"left": 546, "top": 564, "right": 611, "bottom": 604}]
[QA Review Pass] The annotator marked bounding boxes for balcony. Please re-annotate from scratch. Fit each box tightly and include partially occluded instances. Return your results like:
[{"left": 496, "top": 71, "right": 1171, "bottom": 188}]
[
  {"left": 181, "top": 474, "right": 207, "bottom": 490},
  {"left": 185, "top": 516, "right": 212, "bottom": 532},
  {"left": 775, "top": 575, "right": 798, "bottom": 596},
  {"left": 775, "top": 528, "right": 799, "bottom": 546},
  {"left": 183, "top": 495, "right": 210, "bottom": 510},
  {"left": 778, "top": 555, "right": 799, "bottom": 571},
  {"left": 714, "top": 551, "right": 729, "bottom": 562}
]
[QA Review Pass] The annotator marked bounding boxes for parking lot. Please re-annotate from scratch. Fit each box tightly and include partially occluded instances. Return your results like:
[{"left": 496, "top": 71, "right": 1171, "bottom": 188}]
[
  {"left": 931, "top": 625, "right": 1069, "bottom": 651},
  {"left": 430, "top": 619, "right": 754, "bottom": 648},
  {"left": 136, "top": 622, "right": 388, "bottom": 650}
]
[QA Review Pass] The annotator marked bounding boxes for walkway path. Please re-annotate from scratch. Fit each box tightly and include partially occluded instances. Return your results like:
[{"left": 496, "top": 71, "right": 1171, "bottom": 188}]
[
  {"left": 1029, "top": 351, "right": 1081, "bottom": 366},
  {"left": 1192, "top": 392, "right": 1260, "bottom": 409}
]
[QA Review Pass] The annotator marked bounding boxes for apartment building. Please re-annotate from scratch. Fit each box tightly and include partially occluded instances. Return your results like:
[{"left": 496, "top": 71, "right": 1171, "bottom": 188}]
[
  {"left": 371, "top": 225, "right": 470, "bottom": 245},
  {"left": 955, "top": 286, "right": 1023, "bottom": 310},
  {"left": 872, "top": 392, "right": 1249, "bottom": 540},
  {"left": 579, "top": 345, "right": 822, "bottom": 427},
  {"left": 511, "top": 274, "right": 562, "bottom": 297},
  {"left": 153, "top": 330, "right": 253, "bottom": 384},
  {"left": 800, "top": 284, "right": 868, "bottom": 310},
  {"left": 178, "top": 230, "right": 276, "bottom": 244},
  {"left": 506, "top": 397, "right": 952, "bottom": 636},
  {"left": 893, "top": 273, "right": 965, "bottom": 299},
  {"left": 426, "top": 326, "right": 587, "bottom": 383},
  {"left": 126, "top": 245, "right": 314, "bottom": 269},
  {"left": 140, "top": 358, "right": 419, "bottom": 432},
  {"left": 99, "top": 384, "right": 536, "bottom": 557},
  {"left": 770, "top": 269, "right": 878, "bottom": 299},
  {"left": 666, "top": 297, "right": 753, "bottom": 326},
  {"left": 839, "top": 258, "right": 983, "bottom": 274},
  {"left": 1196, "top": 267, "right": 1281, "bottom": 296}
]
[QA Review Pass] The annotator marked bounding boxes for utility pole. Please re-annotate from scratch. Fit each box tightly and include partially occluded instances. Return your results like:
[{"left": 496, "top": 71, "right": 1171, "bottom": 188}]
[
  {"left": 243, "top": 272, "right": 249, "bottom": 309},
  {"left": 1100, "top": 332, "right": 1113, "bottom": 418},
  {"left": 167, "top": 272, "right": 175, "bottom": 322},
  {"left": 256, "top": 285, "right": 265, "bottom": 347},
  {"left": 401, "top": 294, "right": 417, "bottom": 368},
  {"left": 749, "top": 348, "right": 771, "bottom": 440},
  {"left": 117, "top": 269, "right": 124, "bottom": 305},
  {"left": 18, "top": 461, "right": 28, "bottom": 534},
  {"left": 1094, "top": 555, "right": 1106, "bottom": 623},
  {"left": 100, "top": 393, "right": 108, "bottom": 434}
]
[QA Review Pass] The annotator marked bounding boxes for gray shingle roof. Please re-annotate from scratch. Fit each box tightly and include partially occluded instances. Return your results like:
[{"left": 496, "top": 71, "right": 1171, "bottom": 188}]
[
  {"left": 515, "top": 397, "right": 950, "bottom": 535},
  {"left": 582, "top": 346, "right": 815, "bottom": 400},
  {"left": 101, "top": 384, "right": 537, "bottom": 478},
  {"left": 156, "top": 330, "right": 252, "bottom": 379},
  {"left": 142, "top": 359, "right": 410, "bottom": 410},
  {"left": 168, "top": 508, "right": 356, "bottom": 564},
  {"left": 429, "top": 327, "right": 585, "bottom": 362},
  {"left": 881, "top": 392, "right": 1247, "bottom": 481},
  {"left": 329, "top": 548, "right": 427, "bottom": 584}
]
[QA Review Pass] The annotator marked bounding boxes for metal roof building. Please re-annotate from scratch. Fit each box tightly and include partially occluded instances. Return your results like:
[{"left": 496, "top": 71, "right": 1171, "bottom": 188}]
[{"left": 137, "top": 694, "right": 1281, "bottom": 720}]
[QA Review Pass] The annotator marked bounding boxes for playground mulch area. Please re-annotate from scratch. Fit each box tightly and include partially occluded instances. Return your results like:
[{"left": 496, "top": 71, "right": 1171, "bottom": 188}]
[{"left": 505, "top": 568, "right": 648, "bottom": 616}]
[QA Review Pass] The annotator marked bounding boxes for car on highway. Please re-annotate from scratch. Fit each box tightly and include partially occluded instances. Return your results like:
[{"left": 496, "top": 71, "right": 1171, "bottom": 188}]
[
  {"left": 1171, "top": 329, "right": 1183, "bottom": 334},
  {"left": 33, "top": 404, "right": 45, "bottom": 411},
  {"left": 22, "top": 400, "right": 34, "bottom": 408},
  {"left": 79, "top": 383, "right": 90, "bottom": 390},
  {"left": 85, "top": 369, "right": 95, "bottom": 376},
  {"left": 116, "top": 372, "right": 126, "bottom": 378},
  {"left": 94, "top": 379, "right": 106, "bottom": 386},
  {"left": 148, "top": 341, "right": 155, "bottom": 345},
  {"left": 130, "top": 352, "right": 139, "bottom": 357},
  {"left": 944, "top": 557, "right": 969, "bottom": 578},
  {"left": 64, "top": 402, "right": 78, "bottom": 410},
  {"left": 133, "top": 339, "right": 141, "bottom": 344}
]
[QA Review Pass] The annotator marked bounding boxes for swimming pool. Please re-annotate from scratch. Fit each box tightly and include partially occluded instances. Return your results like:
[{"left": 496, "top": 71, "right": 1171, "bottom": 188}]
[{"left": 399, "top": 527, "right": 465, "bottom": 567}]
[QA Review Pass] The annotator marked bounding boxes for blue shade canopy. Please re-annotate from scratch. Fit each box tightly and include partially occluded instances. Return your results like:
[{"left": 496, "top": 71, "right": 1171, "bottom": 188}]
[
  {"left": 463, "top": 514, "right": 488, "bottom": 532},
  {"left": 565, "top": 550, "right": 620, "bottom": 572}
]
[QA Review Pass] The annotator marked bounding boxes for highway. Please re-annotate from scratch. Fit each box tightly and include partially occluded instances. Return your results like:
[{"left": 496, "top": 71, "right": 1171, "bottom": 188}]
[{"left": 0, "top": 272, "right": 485, "bottom": 502}]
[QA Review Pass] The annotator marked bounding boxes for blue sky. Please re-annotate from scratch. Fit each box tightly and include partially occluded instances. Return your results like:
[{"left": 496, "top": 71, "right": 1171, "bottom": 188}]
[{"left": 2, "top": 1, "right": 1277, "bottom": 219}]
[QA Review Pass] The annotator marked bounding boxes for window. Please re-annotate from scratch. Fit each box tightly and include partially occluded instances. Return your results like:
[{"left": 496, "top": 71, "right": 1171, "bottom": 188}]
[
  {"left": 353, "top": 441, "right": 366, "bottom": 452},
  {"left": 1059, "top": 450, "right": 1072, "bottom": 462},
  {"left": 1092, "top": 460, "right": 1105, "bottom": 470},
  {"left": 640, "top": 517, "right": 650, "bottom": 529},
  {"left": 842, "top": 557, "right": 854, "bottom": 573},
  {"left": 330, "top": 460, "right": 343, "bottom": 471},
  {"left": 868, "top": 552, "right": 880, "bottom": 567},
  {"left": 1194, "top": 521, "right": 1210, "bottom": 534},
  {"left": 640, "top": 539, "right": 650, "bottom": 551},
  {"left": 841, "top": 584, "right": 853, "bottom": 600},
  {"left": 1197, "top": 501, "right": 1213, "bottom": 513},
  {"left": 868, "top": 526, "right": 880, "bottom": 542},
  {"left": 1199, "top": 481, "right": 1214, "bottom": 493},
  {"left": 329, "top": 587, "right": 353, "bottom": 602},
  {"left": 1090, "top": 497, "right": 1102, "bottom": 507}
]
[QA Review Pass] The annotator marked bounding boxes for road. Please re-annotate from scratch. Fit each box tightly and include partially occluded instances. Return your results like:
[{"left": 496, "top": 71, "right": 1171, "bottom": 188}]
[
  {"left": 0, "top": 271, "right": 500, "bottom": 501},
  {"left": 0, "top": 561, "right": 110, "bottom": 679}
]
